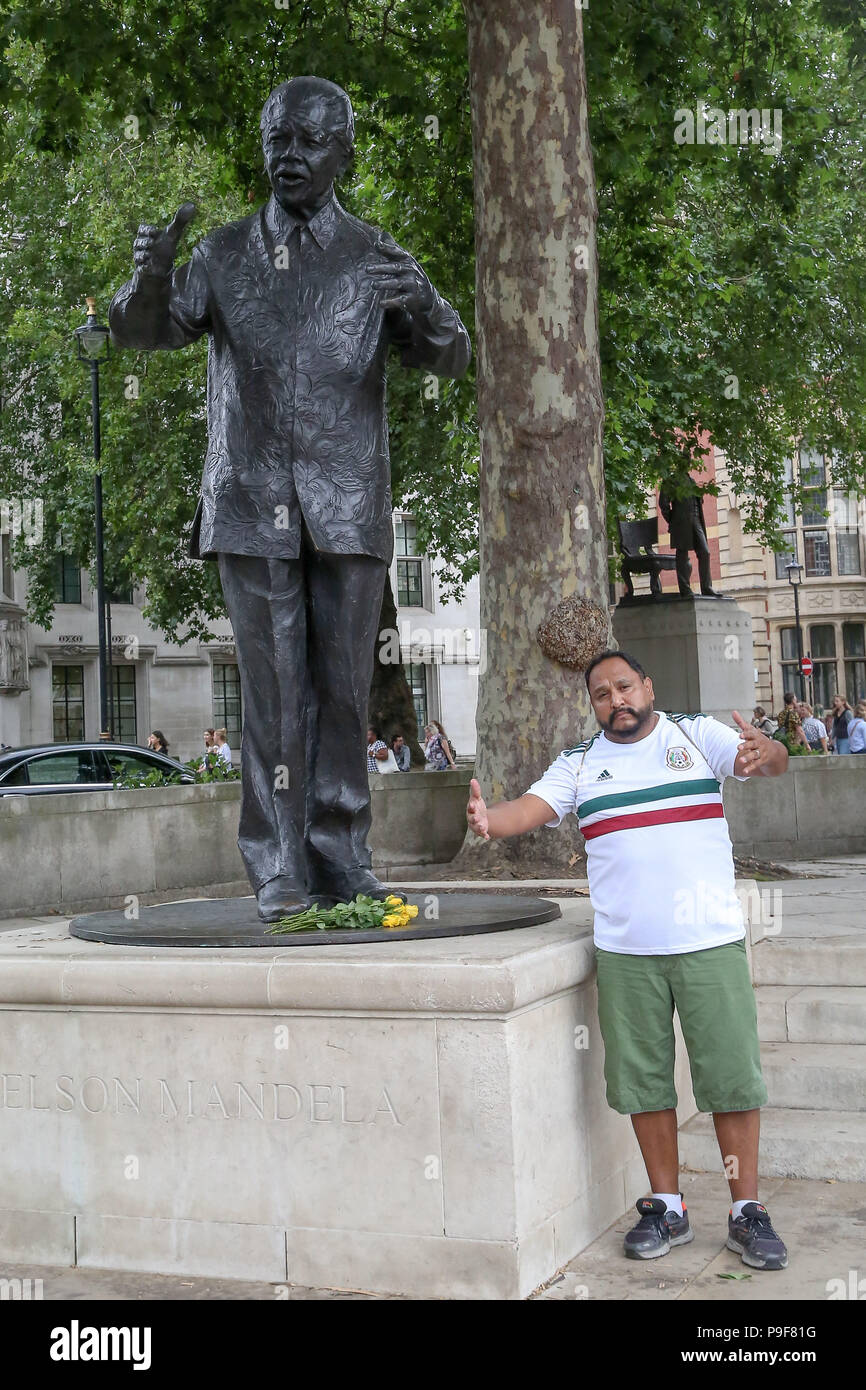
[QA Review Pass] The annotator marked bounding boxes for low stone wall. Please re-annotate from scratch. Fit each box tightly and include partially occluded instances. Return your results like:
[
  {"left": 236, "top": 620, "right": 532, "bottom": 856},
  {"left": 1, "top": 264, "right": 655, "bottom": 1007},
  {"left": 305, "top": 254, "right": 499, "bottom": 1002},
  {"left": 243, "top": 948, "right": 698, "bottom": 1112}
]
[
  {"left": 0, "top": 782, "right": 249, "bottom": 920},
  {"left": 369, "top": 768, "right": 472, "bottom": 866},
  {"left": 1, "top": 757, "right": 862, "bottom": 919},
  {"left": 0, "top": 771, "right": 475, "bottom": 919},
  {"left": 723, "top": 754, "right": 866, "bottom": 861}
]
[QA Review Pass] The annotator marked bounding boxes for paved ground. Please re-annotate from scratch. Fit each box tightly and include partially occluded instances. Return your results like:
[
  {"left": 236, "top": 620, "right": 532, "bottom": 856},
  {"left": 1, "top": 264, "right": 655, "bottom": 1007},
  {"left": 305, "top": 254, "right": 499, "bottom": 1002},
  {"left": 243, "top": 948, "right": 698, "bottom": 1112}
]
[
  {"left": 533, "top": 1171, "right": 866, "bottom": 1300},
  {"left": 754, "top": 866, "right": 866, "bottom": 938},
  {"left": 1, "top": 1172, "right": 860, "bottom": 1301}
]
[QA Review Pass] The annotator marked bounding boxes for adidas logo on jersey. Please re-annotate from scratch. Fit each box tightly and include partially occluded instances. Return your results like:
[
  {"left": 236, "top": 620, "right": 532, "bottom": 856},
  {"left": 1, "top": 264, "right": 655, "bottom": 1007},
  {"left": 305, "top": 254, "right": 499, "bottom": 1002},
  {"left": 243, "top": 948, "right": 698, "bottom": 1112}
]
[{"left": 596, "top": 769, "right": 613, "bottom": 781}]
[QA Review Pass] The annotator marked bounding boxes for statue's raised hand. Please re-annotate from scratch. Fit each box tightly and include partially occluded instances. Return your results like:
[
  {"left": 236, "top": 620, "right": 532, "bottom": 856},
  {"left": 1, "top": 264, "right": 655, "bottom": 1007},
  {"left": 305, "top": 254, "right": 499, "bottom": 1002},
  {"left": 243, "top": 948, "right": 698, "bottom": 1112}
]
[{"left": 133, "top": 203, "right": 196, "bottom": 279}]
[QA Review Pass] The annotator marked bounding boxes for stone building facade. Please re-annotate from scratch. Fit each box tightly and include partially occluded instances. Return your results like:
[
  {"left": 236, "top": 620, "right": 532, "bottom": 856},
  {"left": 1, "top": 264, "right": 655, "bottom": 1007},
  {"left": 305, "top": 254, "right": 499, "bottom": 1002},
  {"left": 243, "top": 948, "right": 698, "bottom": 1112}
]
[
  {"left": 0, "top": 515, "right": 481, "bottom": 760},
  {"left": 614, "top": 440, "right": 866, "bottom": 717}
]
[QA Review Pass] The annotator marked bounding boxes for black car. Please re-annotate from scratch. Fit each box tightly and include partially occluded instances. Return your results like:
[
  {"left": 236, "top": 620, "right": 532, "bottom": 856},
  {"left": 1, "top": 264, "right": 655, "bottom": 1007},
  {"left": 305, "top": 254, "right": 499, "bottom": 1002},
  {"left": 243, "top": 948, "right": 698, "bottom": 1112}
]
[{"left": 0, "top": 742, "right": 194, "bottom": 795}]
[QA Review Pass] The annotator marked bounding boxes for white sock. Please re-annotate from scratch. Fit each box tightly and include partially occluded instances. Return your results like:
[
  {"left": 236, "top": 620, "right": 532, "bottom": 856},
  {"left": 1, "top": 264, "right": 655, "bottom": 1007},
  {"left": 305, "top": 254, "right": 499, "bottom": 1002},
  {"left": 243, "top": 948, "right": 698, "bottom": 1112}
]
[
  {"left": 652, "top": 1192, "right": 683, "bottom": 1216},
  {"left": 731, "top": 1198, "right": 759, "bottom": 1220}
]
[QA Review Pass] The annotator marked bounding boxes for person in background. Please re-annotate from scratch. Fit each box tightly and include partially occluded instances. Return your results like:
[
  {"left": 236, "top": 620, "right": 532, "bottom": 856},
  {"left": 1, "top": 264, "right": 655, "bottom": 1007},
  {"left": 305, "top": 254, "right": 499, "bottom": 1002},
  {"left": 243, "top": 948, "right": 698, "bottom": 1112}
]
[
  {"left": 367, "top": 726, "right": 389, "bottom": 771},
  {"left": 848, "top": 704, "right": 866, "bottom": 754},
  {"left": 391, "top": 734, "right": 411, "bottom": 771},
  {"left": 798, "top": 703, "right": 828, "bottom": 753},
  {"left": 423, "top": 720, "right": 456, "bottom": 771},
  {"left": 829, "top": 694, "right": 854, "bottom": 754},
  {"left": 215, "top": 727, "right": 232, "bottom": 769},
  {"left": 198, "top": 728, "right": 217, "bottom": 773},
  {"left": 751, "top": 707, "right": 777, "bottom": 736},
  {"left": 148, "top": 730, "right": 170, "bottom": 756},
  {"left": 774, "top": 692, "right": 808, "bottom": 749}
]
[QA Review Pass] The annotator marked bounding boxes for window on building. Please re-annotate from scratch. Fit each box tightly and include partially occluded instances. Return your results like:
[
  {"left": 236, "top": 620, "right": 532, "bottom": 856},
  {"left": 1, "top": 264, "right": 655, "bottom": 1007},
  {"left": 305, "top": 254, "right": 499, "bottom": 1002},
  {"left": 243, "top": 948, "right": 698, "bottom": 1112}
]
[
  {"left": 396, "top": 559, "right": 424, "bottom": 607},
  {"left": 403, "top": 662, "right": 428, "bottom": 732},
  {"left": 801, "top": 487, "right": 828, "bottom": 527},
  {"left": 799, "top": 447, "right": 825, "bottom": 489},
  {"left": 395, "top": 517, "right": 418, "bottom": 557},
  {"left": 53, "top": 553, "right": 82, "bottom": 604},
  {"left": 395, "top": 515, "right": 424, "bottom": 608},
  {"left": 52, "top": 665, "right": 85, "bottom": 741},
  {"left": 832, "top": 492, "right": 861, "bottom": 575},
  {"left": 0, "top": 534, "right": 12, "bottom": 600},
  {"left": 107, "top": 584, "right": 134, "bottom": 605},
  {"left": 809, "top": 625, "right": 837, "bottom": 711},
  {"left": 803, "top": 529, "right": 831, "bottom": 577},
  {"left": 779, "top": 627, "right": 805, "bottom": 701},
  {"left": 774, "top": 533, "right": 798, "bottom": 581},
  {"left": 0, "top": 533, "right": 11, "bottom": 600},
  {"left": 111, "top": 664, "right": 138, "bottom": 743},
  {"left": 843, "top": 623, "right": 866, "bottom": 706},
  {"left": 836, "top": 529, "right": 861, "bottom": 576},
  {"left": 213, "top": 663, "right": 243, "bottom": 747}
]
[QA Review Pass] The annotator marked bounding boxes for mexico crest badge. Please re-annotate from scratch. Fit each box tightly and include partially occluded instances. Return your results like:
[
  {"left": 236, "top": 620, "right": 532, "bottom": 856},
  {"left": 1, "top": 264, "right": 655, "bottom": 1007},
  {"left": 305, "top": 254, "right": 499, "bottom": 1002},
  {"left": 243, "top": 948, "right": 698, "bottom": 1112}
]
[{"left": 666, "top": 745, "right": 693, "bottom": 770}]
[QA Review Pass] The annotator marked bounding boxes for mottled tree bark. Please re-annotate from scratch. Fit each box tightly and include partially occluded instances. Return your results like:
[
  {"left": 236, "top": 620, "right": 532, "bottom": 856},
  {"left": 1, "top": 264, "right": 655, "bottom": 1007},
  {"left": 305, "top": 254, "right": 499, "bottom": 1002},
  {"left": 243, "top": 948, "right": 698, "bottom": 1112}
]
[
  {"left": 368, "top": 572, "right": 425, "bottom": 766},
  {"left": 457, "top": 0, "right": 610, "bottom": 871}
]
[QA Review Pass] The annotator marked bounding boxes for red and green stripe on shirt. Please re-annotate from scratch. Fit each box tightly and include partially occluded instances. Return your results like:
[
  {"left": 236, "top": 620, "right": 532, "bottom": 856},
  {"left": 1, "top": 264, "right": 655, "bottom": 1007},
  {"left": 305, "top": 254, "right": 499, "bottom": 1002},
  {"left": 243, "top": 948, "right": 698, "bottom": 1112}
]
[{"left": 577, "top": 778, "right": 723, "bottom": 840}]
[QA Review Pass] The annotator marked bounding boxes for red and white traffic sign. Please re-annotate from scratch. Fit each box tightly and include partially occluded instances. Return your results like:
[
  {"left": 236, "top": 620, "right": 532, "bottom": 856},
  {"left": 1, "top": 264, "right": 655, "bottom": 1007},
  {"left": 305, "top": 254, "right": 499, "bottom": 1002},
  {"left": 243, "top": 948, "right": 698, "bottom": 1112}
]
[{"left": 800, "top": 656, "right": 813, "bottom": 677}]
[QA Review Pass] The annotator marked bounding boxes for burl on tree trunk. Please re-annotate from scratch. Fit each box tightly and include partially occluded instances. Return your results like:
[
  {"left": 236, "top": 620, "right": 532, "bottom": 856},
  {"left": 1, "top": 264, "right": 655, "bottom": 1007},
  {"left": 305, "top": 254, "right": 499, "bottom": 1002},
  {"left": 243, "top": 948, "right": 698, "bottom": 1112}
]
[{"left": 456, "top": 0, "right": 610, "bottom": 874}]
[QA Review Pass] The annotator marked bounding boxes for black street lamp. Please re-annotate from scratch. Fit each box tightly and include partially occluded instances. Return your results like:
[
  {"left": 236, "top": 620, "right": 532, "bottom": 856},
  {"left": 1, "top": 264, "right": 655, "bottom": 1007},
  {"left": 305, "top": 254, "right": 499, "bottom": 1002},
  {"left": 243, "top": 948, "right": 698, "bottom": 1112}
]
[
  {"left": 785, "top": 559, "right": 806, "bottom": 701},
  {"left": 74, "top": 297, "right": 113, "bottom": 739}
]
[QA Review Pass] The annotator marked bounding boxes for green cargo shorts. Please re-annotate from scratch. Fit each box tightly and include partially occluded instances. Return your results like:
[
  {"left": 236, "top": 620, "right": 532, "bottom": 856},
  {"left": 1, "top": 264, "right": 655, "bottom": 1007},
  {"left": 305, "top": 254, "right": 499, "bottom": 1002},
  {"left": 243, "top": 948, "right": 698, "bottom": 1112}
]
[{"left": 595, "top": 939, "right": 768, "bottom": 1115}]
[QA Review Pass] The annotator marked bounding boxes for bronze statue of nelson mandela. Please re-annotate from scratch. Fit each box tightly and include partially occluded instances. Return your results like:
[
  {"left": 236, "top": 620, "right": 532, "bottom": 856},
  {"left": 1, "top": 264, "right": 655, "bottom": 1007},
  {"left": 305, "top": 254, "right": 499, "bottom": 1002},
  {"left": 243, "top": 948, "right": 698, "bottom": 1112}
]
[{"left": 110, "top": 76, "right": 471, "bottom": 922}]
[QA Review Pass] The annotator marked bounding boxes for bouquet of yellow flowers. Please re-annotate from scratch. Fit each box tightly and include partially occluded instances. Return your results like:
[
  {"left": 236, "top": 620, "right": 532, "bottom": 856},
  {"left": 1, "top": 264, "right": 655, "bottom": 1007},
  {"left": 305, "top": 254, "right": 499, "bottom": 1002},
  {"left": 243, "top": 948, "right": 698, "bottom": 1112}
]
[{"left": 267, "top": 893, "right": 419, "bottom": 935}]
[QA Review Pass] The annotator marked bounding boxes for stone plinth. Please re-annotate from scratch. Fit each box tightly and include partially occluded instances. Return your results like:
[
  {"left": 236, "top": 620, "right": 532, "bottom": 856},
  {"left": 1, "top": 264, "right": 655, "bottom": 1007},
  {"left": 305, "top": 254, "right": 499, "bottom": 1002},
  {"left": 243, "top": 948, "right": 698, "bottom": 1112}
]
[
  {"left": 0, "top": 902, "right": 699, "bottom": 1299},
  {"left": 612, "top": 596, "right": 754, "bottom": 723}
]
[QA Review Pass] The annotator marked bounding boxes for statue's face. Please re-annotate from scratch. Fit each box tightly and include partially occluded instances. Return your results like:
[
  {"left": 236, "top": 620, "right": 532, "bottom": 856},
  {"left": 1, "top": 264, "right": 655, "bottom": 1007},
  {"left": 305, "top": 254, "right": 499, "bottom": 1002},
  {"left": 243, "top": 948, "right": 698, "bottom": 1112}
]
[{"left": 263, "top": 96, "right": 349, "bottom": 215}]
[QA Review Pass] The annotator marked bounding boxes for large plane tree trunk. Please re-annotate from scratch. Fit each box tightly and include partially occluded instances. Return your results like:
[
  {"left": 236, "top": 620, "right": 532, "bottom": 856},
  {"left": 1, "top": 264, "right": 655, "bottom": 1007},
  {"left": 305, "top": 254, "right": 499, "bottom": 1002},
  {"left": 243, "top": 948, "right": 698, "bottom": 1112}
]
[{"left": 456, "top": 0, "right": 611, "bottom": 873}]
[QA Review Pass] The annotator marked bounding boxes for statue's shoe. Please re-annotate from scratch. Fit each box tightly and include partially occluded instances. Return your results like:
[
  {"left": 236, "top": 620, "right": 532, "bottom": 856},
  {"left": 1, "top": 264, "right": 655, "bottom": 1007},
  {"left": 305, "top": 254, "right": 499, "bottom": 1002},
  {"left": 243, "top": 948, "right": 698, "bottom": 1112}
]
[
  {"left": 256, "top": 877, "right": 312, "bottom": 923},
  {"left": 308, "top": 866, "right": 407, "bottom": 907}
]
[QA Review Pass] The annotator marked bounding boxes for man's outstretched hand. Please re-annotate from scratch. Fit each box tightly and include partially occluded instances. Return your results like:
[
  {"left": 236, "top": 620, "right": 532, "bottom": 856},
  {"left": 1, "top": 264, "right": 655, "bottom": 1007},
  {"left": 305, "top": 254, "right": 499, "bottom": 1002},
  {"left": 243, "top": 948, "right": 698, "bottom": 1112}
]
[
  {"left": 466, "top": 776, "right": 490, "bottom": 840},
  {"left": 133, "top": 202, "right": 196, "bottom": 279},
  {"left": 732, "top": 708, "right": 780, "bottom": 776}
]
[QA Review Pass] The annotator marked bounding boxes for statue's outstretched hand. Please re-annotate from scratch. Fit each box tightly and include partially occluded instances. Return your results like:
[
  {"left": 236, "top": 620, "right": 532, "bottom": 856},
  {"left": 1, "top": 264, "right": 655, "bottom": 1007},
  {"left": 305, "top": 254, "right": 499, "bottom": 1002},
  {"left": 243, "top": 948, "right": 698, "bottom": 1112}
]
[
  {"left": 133, "top": 203, "right": 196, "bottom": 279},
  {"left": 467, "top": 777, "right": 490, "bottom": 840}
]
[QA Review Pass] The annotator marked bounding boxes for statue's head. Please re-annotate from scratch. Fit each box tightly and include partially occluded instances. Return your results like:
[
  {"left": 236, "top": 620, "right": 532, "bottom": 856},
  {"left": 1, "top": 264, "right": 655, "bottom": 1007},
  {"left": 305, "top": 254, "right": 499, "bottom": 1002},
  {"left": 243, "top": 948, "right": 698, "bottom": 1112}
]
[{"left": 261, "top": 77, "right": 355, "bottom": 215}]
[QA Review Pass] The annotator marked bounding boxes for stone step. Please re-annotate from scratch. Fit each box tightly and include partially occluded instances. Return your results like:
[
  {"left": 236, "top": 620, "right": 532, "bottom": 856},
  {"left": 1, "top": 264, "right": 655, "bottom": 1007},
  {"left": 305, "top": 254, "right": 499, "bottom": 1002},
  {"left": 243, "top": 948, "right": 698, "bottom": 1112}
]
[
  {"left": 761, "top": 1042, "right": 866, "bottom": 1111},
  {"left": 679, "top": 1107, "right": 866, "bottom": 1183},
  {"left": 752, "top": 935, "right": 866, "bottom": 987},
  {"left": 757, "top": 986, "right": 866, "bottom": 1045}
]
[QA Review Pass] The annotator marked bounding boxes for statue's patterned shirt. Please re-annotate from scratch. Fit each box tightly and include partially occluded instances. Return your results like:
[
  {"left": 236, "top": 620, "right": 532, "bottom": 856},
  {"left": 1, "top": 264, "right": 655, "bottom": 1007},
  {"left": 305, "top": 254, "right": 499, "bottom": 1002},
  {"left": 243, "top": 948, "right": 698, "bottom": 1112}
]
[{"left": 109, "top": 194, "right": 471, "bottom": 563}]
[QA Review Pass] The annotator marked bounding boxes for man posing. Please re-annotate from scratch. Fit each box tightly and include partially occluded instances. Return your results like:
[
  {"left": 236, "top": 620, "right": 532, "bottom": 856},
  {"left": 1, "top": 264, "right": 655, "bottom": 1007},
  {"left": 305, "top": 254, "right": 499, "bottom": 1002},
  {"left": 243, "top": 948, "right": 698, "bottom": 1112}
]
[
  {"left": 466, "top": 650, "right": 790, "bottom": 1270},
  {"left": 110, "top": 77, "right": 470, "bottom": 921}
]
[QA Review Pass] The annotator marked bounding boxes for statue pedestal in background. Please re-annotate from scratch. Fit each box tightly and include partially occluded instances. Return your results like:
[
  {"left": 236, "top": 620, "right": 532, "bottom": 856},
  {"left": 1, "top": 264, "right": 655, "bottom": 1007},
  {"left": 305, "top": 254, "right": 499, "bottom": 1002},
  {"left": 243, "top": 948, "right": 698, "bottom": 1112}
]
[{"left": 613, "top": 596, "right": 755, "bottom": 724}]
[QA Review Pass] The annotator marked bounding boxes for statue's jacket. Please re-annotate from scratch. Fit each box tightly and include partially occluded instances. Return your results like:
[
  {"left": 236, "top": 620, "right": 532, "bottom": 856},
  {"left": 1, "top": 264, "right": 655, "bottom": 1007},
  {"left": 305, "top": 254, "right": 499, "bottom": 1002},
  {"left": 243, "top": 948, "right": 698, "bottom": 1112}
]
[{"left": 109, "top": 194, "right": 471, "bottom": 564}]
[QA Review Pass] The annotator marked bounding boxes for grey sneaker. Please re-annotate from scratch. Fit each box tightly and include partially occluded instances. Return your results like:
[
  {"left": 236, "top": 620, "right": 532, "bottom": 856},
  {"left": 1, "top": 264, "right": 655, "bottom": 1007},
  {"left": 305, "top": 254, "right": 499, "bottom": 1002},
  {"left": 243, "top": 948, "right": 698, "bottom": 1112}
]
[
  {"left": 624, "top": 1196, "right": 694, "bottom": 1260},
  {"left": 727, "top": 1202, "right": 788, "bottom": 1270}
]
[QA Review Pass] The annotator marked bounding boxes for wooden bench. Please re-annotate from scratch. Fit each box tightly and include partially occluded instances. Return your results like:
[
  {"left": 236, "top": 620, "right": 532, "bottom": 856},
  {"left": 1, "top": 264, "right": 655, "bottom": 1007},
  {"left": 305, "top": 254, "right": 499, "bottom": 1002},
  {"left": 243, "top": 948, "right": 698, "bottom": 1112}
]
[{"left": 617, "top": 518, "right": 678, "bottom": 599}]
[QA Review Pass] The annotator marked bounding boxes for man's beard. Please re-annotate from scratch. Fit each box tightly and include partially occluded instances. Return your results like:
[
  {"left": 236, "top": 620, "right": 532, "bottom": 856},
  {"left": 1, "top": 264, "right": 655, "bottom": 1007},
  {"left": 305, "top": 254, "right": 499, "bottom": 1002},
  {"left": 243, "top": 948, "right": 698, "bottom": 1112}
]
[{"left": 602, "top": 705, "right": 654, "bottom": 740}]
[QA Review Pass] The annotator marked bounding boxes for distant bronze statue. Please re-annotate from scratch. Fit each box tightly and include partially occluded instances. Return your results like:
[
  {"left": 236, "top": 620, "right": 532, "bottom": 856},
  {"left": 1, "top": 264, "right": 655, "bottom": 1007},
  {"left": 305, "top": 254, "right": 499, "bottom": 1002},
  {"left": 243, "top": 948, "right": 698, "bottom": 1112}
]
[
  {"left": 110, "top": 76, "right": 471, "bottom": 921},
  {"left": 658, "top": 476, "right": 723, "bottom": 598}
]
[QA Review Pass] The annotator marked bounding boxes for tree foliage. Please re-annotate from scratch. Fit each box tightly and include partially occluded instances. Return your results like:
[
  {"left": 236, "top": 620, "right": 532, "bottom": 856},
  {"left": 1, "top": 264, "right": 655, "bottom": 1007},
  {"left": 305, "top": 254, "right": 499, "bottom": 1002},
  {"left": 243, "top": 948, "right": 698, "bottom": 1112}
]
[{"left": 0, "top": 0, "right": 864, "bottom": 635}]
